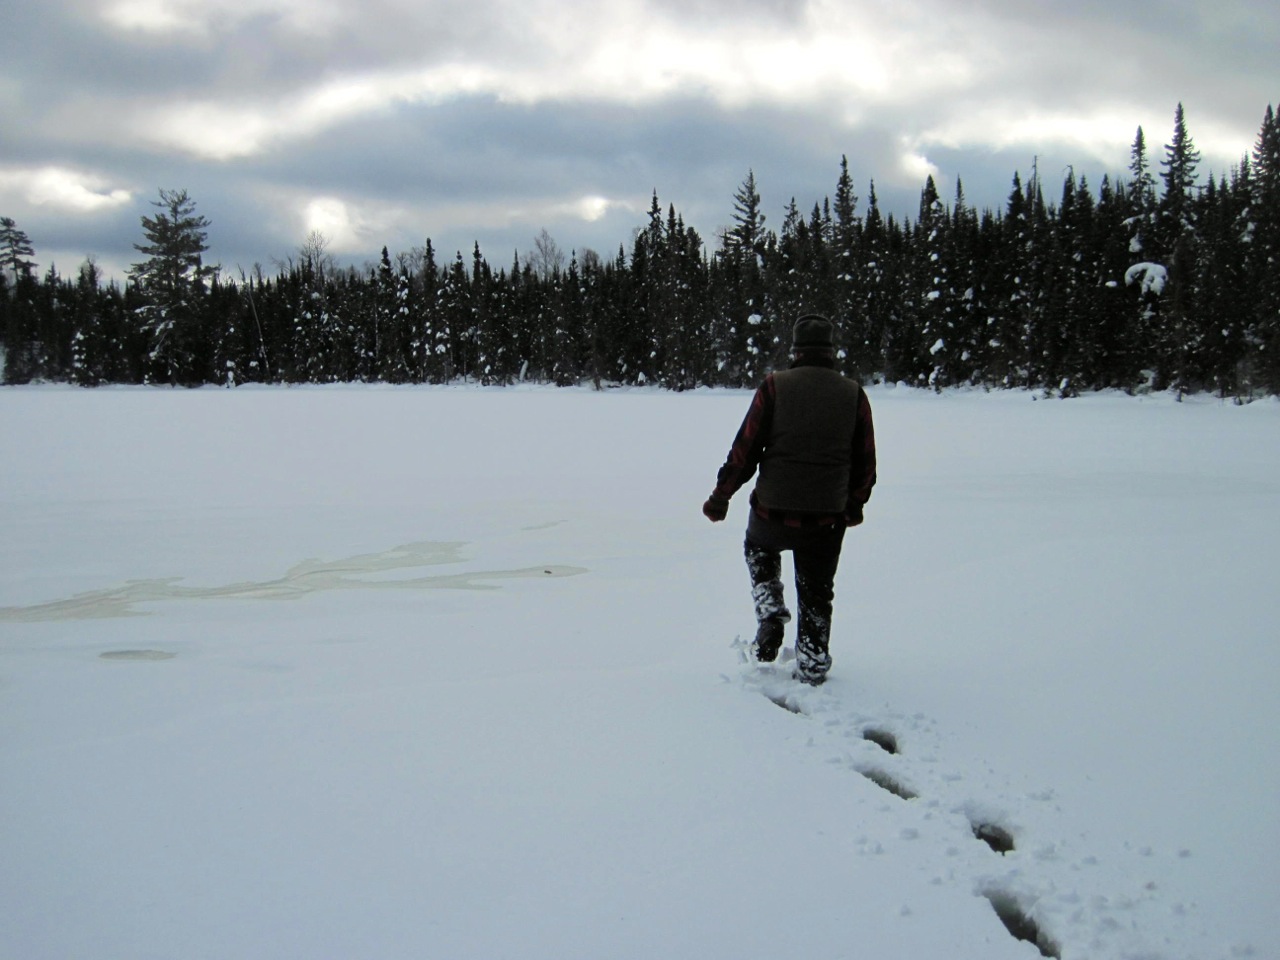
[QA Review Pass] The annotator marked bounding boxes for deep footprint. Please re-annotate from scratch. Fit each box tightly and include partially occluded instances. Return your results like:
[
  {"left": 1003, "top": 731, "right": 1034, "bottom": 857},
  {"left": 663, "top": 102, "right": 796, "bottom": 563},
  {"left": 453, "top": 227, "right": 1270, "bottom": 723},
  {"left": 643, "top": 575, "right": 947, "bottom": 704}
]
[
  {"left": 765, "top": 692, "right": 803, "bottom": 714},
  {"left": 862, "top": 728, "right": 899, "bottom": 754},
  {"left": 857, "top": 767, "right": 918, "bottom": 800},
  {"left": 982, "top": 890, "right": 1060, "bottom": 959},
  {"left": 972, "top": 821, "right": 1016, "bottom": 855}
]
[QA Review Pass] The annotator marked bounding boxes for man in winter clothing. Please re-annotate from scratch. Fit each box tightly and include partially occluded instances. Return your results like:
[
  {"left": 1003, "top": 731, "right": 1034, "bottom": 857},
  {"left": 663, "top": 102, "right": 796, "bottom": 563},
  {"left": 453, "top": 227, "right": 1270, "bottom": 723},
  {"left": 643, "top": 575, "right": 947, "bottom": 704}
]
[{"left": 703, "top": 315, "right": 876, "bottom": 685}]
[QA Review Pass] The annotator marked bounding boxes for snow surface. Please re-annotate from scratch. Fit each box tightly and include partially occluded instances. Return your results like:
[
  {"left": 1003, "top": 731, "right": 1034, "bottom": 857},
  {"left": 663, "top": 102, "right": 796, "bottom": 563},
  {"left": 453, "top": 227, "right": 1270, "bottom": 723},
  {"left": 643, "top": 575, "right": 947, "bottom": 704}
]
[{"left": 1, "top": 384, "right": 1277, "bottom": 960}]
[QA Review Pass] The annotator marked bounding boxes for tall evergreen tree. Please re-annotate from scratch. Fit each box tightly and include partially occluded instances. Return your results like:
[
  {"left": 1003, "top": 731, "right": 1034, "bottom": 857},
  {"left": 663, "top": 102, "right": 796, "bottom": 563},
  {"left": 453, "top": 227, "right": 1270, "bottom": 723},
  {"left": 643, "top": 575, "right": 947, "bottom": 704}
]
[
  {"left": 130, "top": 189, "right": 215, "bottom": 385},
  {"left": 1127, "top": 127, "right": 1159, "bottom": 259},
  {"left": 1158, "top": 104, "right": 1203, "bottom": 246},
  {"left": 728, "top": 170, "right": 767, "bottom": 257},
  {"left": 831, "top": 157, "right": 863, "bottom": 374},
  {"left": 1092, "top": 175, "right": 1142, "bottom": 388},
  {"left": 909, "top": 175, "right": 952, "bottom": 389},
  {"left": 1250, "top": 105, "right": 1280, "bottom": 391},
  {"left": 70, "top": 259, "right": 109, "bottom": 386},
  {"left": 438, "top": 251, "right": 470, "bottom": 379},
  {"left": 1155, "top": 103, "right": 1205, "bottom": 393},
  {"left": 1194, "top": 171, "right": 1252, "bottom": 396},
  {"left": 856, "top": 181, "right": 893, "bottom": 380},
  {"left": 0, "top": 217, "right": 37, "bottom": 287},
  {"left": 1123, "top": 131, "right": 1164, "bottom": 387},
  {"left": 942, "top": 178, "right": 982, "bottom": 386}
]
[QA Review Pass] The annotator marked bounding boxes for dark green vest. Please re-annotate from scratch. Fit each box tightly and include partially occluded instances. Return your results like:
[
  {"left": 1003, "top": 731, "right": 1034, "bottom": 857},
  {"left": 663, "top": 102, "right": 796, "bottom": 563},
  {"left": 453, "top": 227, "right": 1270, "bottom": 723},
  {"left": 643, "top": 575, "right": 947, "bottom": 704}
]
[{"left": 754, "top": 367, "right": 862, "bottom": 514}]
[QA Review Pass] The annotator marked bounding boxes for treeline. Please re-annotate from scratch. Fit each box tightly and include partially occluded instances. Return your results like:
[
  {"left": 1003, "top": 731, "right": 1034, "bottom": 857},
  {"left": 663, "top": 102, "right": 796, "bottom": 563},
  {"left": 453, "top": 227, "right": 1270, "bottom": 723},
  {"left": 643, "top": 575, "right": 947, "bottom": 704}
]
[{"left": 3, "top": 103, "right": 1279, "bottom": 397}]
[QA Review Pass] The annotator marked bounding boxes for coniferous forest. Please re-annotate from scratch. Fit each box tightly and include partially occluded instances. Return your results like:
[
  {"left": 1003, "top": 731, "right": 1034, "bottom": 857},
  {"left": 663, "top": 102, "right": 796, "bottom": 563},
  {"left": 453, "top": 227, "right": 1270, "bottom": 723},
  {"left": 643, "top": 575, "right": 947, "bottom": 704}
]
[{"left": 3, "top": 103, "right": 1279, "bottom": 398}]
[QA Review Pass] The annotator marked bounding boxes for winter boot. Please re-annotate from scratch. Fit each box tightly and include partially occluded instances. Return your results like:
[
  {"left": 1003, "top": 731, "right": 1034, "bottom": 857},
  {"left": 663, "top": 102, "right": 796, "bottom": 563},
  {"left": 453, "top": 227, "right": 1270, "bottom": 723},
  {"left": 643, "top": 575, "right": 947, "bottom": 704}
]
[
  {"left": 792, "top": 667, "right": 827, "bottom": 686},
  {"left": 752, "top": 618, "right": 786, "bottom": 663}
]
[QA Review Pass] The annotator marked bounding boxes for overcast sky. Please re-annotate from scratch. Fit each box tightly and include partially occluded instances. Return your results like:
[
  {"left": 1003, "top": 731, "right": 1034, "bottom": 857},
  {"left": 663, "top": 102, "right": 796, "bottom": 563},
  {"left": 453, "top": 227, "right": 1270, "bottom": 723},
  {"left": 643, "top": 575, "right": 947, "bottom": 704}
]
[{"left": 2, "top": 0, "right": 1275, "bottom": 282}]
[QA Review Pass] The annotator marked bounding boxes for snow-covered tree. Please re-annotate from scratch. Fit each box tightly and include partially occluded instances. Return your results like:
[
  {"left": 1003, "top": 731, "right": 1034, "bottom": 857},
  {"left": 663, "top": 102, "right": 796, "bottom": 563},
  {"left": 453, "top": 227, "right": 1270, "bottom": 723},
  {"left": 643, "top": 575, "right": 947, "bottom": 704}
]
[
  {"left": 1250, "top": 105, "right": 1280, "bottom": 392},
  {"left": 130, "top": 189, "right": 215, "bottom": 385},
  {"left": 1155, "top": 104, "right": 1205, "bottom": 393},
  {"left": 1, "top": 217, "right": 37, "bottom": 287}
]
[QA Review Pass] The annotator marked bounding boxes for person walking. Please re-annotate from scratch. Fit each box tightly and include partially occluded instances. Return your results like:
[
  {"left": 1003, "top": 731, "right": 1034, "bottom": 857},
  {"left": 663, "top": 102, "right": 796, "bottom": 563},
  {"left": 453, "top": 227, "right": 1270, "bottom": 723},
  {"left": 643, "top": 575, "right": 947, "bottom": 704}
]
[{"left": 702, "top": 315, "right": 876, "bottom": 685}]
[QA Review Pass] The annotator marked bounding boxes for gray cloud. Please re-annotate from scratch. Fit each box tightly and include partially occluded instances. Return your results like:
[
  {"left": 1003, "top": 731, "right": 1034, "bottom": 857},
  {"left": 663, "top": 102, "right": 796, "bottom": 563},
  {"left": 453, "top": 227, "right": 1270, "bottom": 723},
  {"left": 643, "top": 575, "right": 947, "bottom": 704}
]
[{"left": 3, "top": 0, "right": 1275, "bottom": 283}]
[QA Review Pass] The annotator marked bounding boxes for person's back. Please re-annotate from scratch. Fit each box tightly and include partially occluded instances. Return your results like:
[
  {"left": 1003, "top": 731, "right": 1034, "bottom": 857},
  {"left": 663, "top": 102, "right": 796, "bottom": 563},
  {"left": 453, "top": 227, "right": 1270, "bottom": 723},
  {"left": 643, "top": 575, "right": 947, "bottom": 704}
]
[{"left": 755, "top": 365, "right": 863, "bottom": 515}]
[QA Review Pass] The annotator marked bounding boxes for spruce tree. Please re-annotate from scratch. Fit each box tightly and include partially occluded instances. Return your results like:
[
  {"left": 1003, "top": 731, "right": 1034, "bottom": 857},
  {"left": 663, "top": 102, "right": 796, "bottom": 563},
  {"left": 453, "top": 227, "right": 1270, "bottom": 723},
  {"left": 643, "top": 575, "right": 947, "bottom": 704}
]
[
  {"left": 1092, "top": 175, "right": 1141, "bottom": 388},
  {"left": 987, "top": 173, "right": 1031, "bottom": 387},
  {"left": 1127, "top": 127, "right": 1159, "bottom": 259},
  {"left": 70, "top": 259, "right": 108, "bottom": 386},
  {"left": 912, "top": 175, "right": 951, "bottom": 389},
  {"left": 1156, "top": 104, "right": 1205, "bottom": 393},
  {"left": 1250, "top": 105, "right": 1280, "bottom": 392},
  {"left": 438, "top": 251, "right": 469, "bottom": 380},
  {"left": 1123, "top": 131, "right": 1163, "bottom": 388},
  {"left": 1158, "top": 104, "right": 1203, "bottom": 246},
  {"left": 943, "top": 178, "right": 982, "bottom": 387},
  {"left": 728, "top": 170, "right": 767, "bottom": 257},
  {"left": 831, "top": 157, "right": 864, "bottom": 375},
  {"left": 858, "top": 181, "right": 892, "bottom": 380},
  {"left": 1194, "top": 171, "right": 1252, "bottom": 396}
]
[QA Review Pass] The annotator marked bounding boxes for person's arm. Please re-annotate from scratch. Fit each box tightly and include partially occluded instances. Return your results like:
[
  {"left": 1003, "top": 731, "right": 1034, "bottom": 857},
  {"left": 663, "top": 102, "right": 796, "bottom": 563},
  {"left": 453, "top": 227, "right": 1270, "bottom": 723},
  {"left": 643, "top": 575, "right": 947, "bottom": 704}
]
[
  {"left": 844, "top": 389, "right": 877, "bottom": 525},
  {"left": 703, "top": 376, "right": 775, "bottom": 521}
]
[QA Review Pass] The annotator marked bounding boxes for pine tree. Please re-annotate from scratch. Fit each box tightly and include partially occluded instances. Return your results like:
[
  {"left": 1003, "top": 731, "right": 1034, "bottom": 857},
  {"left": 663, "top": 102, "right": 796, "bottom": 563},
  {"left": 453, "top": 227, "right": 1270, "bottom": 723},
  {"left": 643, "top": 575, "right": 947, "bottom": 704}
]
[
  {"left": 130, "top": 189, "right": 215, "bottom": 385},
  {"left": 414, "top": 241, "right": 450, "bottom": 383},
  {"left": 549, "top": 254, "right": 586, "bottom": 386},
  {"left": 2, "top": 265, "right": 41, "bottom": 383},
  {"left": 716, "top": 172, "right": 771, "bottom": 384},
  {"left": 207, "top": 273, "right": 254, "bottom": 386},
  {"left": 1092, "top": 175, "right": 1141, "bottom": 388},
  {"left": 831, "top": 157, "right": 864, "bottom": 376},
  {"left": 728, "top": 170, "right": 767, "bottom": 257},
  {"left": 70, "top": 259, "right": 109, "bottom": 386},
  {"left": 858, "top": 181, "right": 893, "bottom": 380},
  {"left": 654, "top": 205, "right": 709, "bottom": 390},
  {"left": 910, "top": 175, "right": 953, "bottom": 389},
  {"left": 0, "top": 217, "right": 37, "bottom": 287},
  {"left": 1158, "top": 104, "right": 1203, "bottom": 248},
  {"left": 1194, "top": 171, "right": 1252, "bottom": 396},
  {"left": 1127, "top": 127, "right": 1159, "bottom": 259},
  {"left": 470, "top": 243, "right": 506, "bottom": 385},
  {"left": 1155, "top": 104, "right": 1205, "bottom": 394},
  {"left": 987, "top": 173, "right": 1032, "bottom": 387},
  {"left": 1250, "top": 105, "right": 1280, "bottom": 392},
  {"left": 438, "top": 251, "right": 470, "bottom": 380},
  {"left": 1043, "top": 174, "right": 1089, "bottom": 394},
  {"left": 943, "top": 178, "right": 982, "bottom": 387},
  {"left": 1123, "top": 131, "right": 1164, "bottom": 389},
  {"left": 762, "top": 198, "right": 797, "bottom": 359}
]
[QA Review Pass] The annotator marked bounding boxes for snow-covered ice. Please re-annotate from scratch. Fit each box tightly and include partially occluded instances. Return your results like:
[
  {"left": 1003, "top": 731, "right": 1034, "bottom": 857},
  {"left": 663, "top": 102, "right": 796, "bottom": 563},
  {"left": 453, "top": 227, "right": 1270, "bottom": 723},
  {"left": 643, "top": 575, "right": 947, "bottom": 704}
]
[{"left": 1, "top": 384, "right": 1277, "bottom": 960}]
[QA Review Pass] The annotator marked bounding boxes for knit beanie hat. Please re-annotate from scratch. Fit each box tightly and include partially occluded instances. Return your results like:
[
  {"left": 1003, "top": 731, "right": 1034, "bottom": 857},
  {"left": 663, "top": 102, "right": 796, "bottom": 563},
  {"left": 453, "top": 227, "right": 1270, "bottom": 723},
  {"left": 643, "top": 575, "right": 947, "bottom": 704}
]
[{"left": 792, "top": 314, "right": 834, "bottom": 350}]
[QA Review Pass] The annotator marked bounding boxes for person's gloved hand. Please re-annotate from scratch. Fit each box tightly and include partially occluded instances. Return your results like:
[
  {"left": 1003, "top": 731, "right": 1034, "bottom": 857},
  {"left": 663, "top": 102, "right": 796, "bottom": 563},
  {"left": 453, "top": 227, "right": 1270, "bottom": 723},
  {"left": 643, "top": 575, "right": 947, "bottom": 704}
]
[
  {"left": 845, "top": 505, "right": 864, "bottom": 527},
  {"left": 702, "top": 496, "right": 729, "bottom": 522}
]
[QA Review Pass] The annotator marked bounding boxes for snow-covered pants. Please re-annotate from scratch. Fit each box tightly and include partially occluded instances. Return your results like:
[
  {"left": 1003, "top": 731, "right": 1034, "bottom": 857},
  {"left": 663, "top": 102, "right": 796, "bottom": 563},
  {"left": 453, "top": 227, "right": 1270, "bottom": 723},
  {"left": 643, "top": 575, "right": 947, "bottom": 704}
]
[{"left": 743, "top": 512, "right": 846, "bottom": 682}]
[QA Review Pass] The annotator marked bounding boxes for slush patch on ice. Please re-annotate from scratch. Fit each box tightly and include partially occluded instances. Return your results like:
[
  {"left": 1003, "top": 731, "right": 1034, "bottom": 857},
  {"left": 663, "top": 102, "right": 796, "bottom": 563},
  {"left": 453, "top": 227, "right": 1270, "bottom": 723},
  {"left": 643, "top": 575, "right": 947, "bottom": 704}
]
[
  {"left": 99, "top": 649, "right": 176, "bottom": 661},
  {"left": 0, "top": 541, "right": 587, "bottom": 622}
]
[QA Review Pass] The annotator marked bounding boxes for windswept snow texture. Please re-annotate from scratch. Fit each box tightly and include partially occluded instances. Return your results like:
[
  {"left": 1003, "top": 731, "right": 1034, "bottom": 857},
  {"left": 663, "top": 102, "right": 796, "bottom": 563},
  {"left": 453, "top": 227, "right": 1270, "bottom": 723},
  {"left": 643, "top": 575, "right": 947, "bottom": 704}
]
[{"left": 2, "top": 385, "right": 1277, "bottom": 960}]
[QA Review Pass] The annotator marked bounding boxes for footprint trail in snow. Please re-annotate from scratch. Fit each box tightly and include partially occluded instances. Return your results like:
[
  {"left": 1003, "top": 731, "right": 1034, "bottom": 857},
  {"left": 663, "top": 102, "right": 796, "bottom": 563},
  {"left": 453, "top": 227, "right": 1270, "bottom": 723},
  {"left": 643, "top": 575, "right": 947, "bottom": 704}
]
[{"left": 729, "top": 636, "right": 1235, "bottom": 960}]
